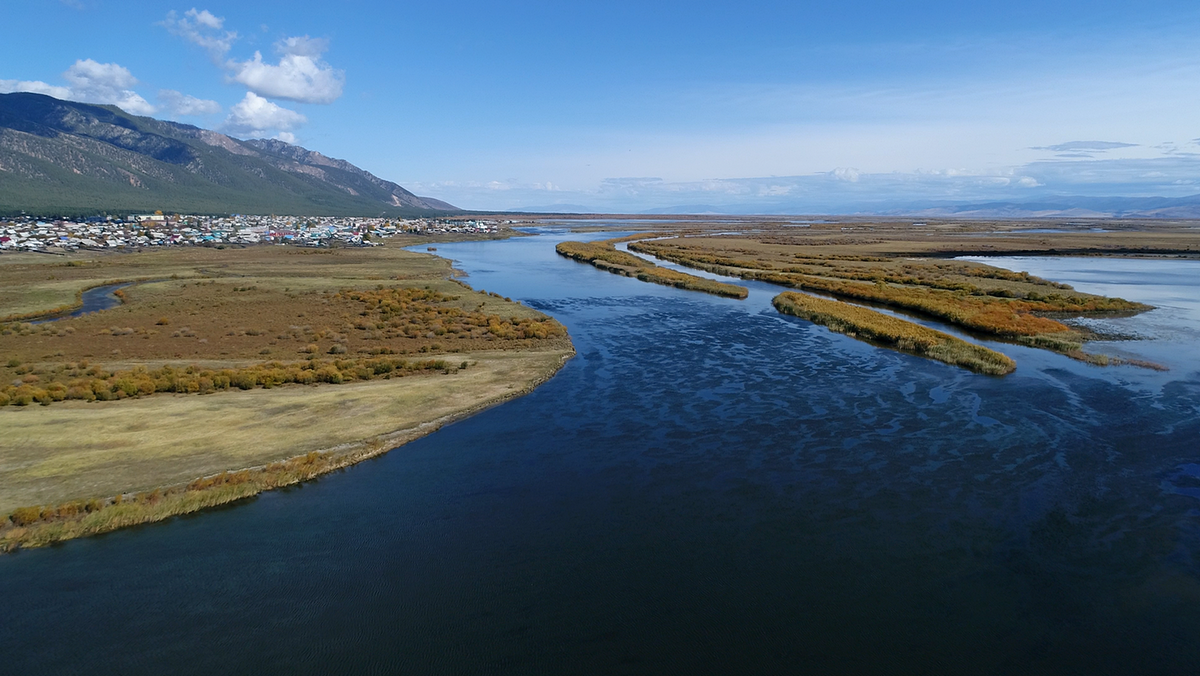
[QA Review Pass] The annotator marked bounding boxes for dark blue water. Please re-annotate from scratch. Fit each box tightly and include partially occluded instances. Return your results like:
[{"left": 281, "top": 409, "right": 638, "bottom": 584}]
[{"left": 3, "top": 230, "right": 1200, "bottom": 675}]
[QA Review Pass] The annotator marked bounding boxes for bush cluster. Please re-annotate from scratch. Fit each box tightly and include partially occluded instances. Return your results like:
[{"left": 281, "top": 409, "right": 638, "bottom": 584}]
[
  {"left": 337, "top": 286, "right": 567, "bottom": 341},
  {"left": 0, "top": 357, "right": 459, "bottom": 407}
]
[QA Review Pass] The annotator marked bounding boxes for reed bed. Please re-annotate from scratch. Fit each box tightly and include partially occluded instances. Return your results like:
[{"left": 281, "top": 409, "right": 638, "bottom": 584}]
[
  {"left": 773, "top": 291, "right": 1016, "bottom": 375},
  {"left": 2, "top": 444, "right": 389, "bottom": 552},
  {"left": 556, "top": 239, "right": 748, "bottom": 298},
  {"left": 631, "top": 240, "right": 1150, "bottom": 354}
]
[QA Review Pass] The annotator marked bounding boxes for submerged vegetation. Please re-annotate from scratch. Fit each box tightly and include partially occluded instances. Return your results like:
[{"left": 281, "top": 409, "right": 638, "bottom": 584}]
[
  {"left": 556, "top": 238, "right": 749, "bottom": 298},
  {"left": 773, "top": 292, "right": 1016, "bottom": 375}
]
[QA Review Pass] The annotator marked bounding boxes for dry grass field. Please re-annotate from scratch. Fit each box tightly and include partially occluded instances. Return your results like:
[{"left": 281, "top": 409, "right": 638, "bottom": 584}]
[{"left": 0, "top": 242, "right": 573, "bottom": 549}]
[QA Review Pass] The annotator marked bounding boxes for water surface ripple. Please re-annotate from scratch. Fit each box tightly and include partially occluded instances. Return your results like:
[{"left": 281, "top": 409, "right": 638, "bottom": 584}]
[{"left": 2, "top": 230, "right": 1199, "bottom": 675}]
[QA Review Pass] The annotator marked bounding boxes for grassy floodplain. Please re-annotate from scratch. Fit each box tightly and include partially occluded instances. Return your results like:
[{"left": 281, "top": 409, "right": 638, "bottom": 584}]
[
  {"left": 0, "top": 241, "right": 573, "bottom": 551},
  {"left": 773, "top": 292, "right": 1016, "bottom": 375},
  {"left": 625, "top": 226, "right": 1184, "bottom": 368},
  {"left": 556, "top": 236, "right": 749, "bottom": 298}
]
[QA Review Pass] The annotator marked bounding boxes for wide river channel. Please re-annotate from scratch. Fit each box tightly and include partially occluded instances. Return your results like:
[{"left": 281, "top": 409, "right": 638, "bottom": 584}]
[{"left": 3, "top": 227, "right": 1199, "bottom": 674}]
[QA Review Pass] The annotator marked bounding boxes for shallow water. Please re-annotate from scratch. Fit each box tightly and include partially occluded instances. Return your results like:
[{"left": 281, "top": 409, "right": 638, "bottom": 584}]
[
  {"left": 32, "top": 282, "right": 132, "bottom": 323},
  {"left": 2, "top": 231, "right": 1199, "bottom": 675}
]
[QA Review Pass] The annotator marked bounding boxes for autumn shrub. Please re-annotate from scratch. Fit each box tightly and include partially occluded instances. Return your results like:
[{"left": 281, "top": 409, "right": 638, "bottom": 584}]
[{"left": 9, "top": 506, "right": 41, "bottom": 527}]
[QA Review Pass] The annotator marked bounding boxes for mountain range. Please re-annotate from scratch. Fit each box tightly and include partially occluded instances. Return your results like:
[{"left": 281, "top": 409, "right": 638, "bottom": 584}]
[{"left": 0, "top": 93, "right": 454, "bottom": 216}]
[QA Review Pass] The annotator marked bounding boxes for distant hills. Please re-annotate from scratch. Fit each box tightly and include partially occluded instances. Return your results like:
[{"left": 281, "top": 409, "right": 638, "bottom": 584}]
[
  {"left": 0, "top": 93, "right": 455, "bottom": 216},
  {"left": 883, "top": 195, "right": 1200, "bottom": 220}
]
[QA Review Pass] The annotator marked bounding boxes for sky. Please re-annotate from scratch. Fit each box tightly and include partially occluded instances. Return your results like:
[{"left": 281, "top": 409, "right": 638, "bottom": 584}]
[{"left": 4, "top": 0, "right": 1200, "bottom": 213}]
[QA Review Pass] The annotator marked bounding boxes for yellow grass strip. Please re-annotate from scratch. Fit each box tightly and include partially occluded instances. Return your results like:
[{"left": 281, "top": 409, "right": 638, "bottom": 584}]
[
  {"left": 555, "top": 239, "right": 748, "bottom": 299},
  {"left": 0, "top": 348, "right": 572, "bottom": 551},
  {"left": 773, "top": 291, "right": 1016, "bottom": 375}
]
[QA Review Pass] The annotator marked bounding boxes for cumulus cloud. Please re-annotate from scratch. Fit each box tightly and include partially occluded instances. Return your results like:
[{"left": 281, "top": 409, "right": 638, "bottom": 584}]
[
  {"left": 160, "top": 10, "right": 346, "bottom": 107},
  {"left": 2, "top": 60, "right": 156, "bottom": 115},
  {"left": 158, "top": 89, "right": 221, "bottom": 116},
  {"left": 829, "top": 167, "right": 860, "bottom": 182},
  {"left": 59, "top": 59, "right": 156, "bottom": 115},
  {"left": 222, "top": 92, "right": 307, "bottom": 138},
  {"left": 0, "top": 79, "right": 72, "bottom": 98},
  {"left": 162, "top": 8, "right": 238, "bottom": 60},
  {"left": 1031, "top": 141, "right": 1138, "bottom": 152},
  {"left": 226, "top": 36, "right": 345, "bottom": 104}
]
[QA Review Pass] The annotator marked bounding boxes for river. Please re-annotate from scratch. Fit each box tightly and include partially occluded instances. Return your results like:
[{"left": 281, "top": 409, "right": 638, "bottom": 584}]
[{"left": 2, "top": 228, "right": 1198, "bottom": 674}]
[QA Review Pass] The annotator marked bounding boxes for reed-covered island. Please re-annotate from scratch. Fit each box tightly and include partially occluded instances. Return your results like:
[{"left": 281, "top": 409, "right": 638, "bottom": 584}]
[
  {"left": 0, "top": 243, "right": 574, "bottom": 552},
  {"left": 773, "top": 291, "right": 1016, "bottom": 375},
  {"left": 556, "top": 237, "right": 749, "bottom": 298},
  {"left": 628, "top": 228, "right": 1163, "bottom": 370}
]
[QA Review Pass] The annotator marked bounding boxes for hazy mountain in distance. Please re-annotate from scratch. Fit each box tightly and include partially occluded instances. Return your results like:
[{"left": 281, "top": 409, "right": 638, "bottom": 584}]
[{"left": 0, "top": 92, "right": 455, "bottom": 216}]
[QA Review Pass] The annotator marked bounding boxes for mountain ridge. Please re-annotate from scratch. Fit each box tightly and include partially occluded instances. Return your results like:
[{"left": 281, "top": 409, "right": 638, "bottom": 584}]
[{"left": 0, "top": 93, "right": 455, "bottom": 216}]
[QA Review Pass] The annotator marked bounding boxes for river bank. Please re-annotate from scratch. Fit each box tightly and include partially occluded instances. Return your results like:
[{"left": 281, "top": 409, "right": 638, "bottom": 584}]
[{"left": 0, "top": 346, "right": 572, "bottom": 551}]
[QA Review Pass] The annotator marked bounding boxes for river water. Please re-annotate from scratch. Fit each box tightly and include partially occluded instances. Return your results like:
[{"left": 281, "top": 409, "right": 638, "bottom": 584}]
[
  {"left": 31, "top": 282, "right": 132, "bottom": 324},
  {"left": 2, "top": 229, "right": 1199, "bottom": 675}
]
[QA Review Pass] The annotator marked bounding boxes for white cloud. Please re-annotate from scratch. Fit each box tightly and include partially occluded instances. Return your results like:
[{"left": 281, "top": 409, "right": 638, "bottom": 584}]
[
  {"left": 63, "top": 59, "right": 138, "bottom": 91},
  {"left": 60, "top": 59, "right": 156, "bottom": 115},
  {"left": 225, "top": 36, "right": 345, "bottom": 104},
  {"left": 3, "top": 60, "right": 156, "bottom": 115},
  {"left": 0, "top": 79, "right": 72, "bottom": 98},
  {"left": 189, "top": 8, "right": 223, "bottom": 29},
  {"left": 829, "top": 167, "right": 860, "bottom": 182},
  {"left": 274, "top": 131, "right": 298, "bottom": 144},
  {"left": 158, "top": 89, "right": 221, "bottom": 116},
  {"left": 161, "top": 8, "right": 238, "bottom": 60},
  {"left": 3, "top": 60, "right": 155, "bottom": 115},
  {"left": 223, "top": 92, "right": 307, "bottom": 138},
  {"left": 1016, "top": 176, "right": 1043, "bottom": 188},
  {"left": 1031, "top": 141, "right": 1138, "bottom": 152}
]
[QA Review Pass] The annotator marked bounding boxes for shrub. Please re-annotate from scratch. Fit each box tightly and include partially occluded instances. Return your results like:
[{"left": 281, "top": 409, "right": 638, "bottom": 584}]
[{"left": 9, "top": 506, "right": 42, "bottom": 527}]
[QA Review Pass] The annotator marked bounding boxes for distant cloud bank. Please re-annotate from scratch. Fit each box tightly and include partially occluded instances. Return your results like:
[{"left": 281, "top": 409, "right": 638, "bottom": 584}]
[{"left": 412, "top": 153, "right": 1200, "bottom": 214}]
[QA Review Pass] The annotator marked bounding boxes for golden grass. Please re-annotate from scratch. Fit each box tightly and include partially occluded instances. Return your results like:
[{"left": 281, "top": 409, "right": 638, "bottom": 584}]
[
  {"left": 0, "top": 347, "right": 571, "bottom": 550},
  {"left": 556, "top": 239, "right": 749, "bottom": 298},
  {"left": 0, "top": 243, "right": 576, "bottom": 550},
  {"left": 773, "top": 292, "right": 1016, "bottom": 375},
  {"left": 631, "top": 237, "right": 1154, "bottom": 366}
]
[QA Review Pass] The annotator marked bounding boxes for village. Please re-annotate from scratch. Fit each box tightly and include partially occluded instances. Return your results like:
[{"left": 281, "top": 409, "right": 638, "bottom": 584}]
[{"left": 0, "top": 214, "right": 510, "bottom": 253}]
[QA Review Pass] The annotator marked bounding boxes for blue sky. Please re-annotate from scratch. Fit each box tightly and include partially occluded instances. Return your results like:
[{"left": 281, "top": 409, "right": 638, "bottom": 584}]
[{"left": 4, "top": 1, "right": 1200, "bottom": 212}]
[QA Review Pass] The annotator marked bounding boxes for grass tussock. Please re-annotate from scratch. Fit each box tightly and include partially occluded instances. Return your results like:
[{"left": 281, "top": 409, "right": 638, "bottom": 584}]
[
  {"left": 773, "top": 291, "right": 1016, "bottom": 376},
  {"left": 556, "top": 239, "right": 748, "bottom": 299}
]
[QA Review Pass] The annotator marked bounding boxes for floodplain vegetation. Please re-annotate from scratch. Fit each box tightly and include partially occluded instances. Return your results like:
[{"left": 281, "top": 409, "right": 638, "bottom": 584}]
[
  {"left": 0, "top": 243, "right": 572, "bottom": 551},
  {"left": 628, "top": 232, "right": 1165, "bottom": 370},
  {"left": 555, "top": 237, "right": 749, "bottom": 299},
  {"left": 773, "top": 292, "right": 1016, "bottom": 375}
]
